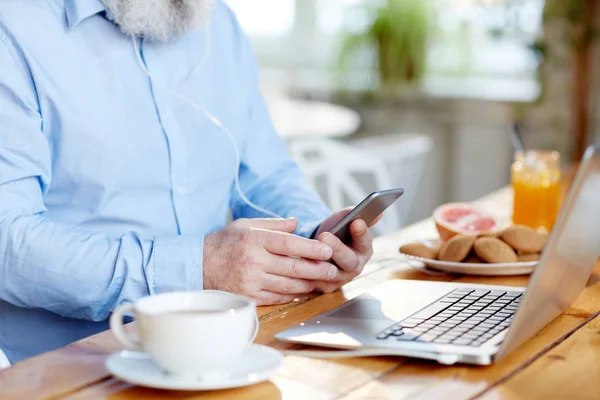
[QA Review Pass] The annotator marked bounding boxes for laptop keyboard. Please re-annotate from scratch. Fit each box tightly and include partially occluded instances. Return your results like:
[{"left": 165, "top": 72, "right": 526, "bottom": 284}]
[{"left": 376, "top": 288, "right": 522, "bottom": 347}]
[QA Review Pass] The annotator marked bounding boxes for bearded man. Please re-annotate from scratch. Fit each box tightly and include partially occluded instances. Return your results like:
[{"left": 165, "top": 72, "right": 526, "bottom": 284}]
[{"left": 0, "top": 0, "right": 377, "bottom": 364}]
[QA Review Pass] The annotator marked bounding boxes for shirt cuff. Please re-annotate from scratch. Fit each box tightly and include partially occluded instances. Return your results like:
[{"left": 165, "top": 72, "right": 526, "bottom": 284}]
[{"left": 151, "top": 236, "right": 204, "bottom": 294}]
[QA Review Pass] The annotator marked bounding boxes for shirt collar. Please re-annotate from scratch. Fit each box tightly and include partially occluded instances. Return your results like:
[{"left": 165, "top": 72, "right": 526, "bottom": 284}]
[{"left": 64, "top": 0, "right": 107, "bottom": 29}]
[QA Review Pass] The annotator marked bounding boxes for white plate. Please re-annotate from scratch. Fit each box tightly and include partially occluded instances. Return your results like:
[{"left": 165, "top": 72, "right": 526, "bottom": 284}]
[
  {"left": 105, "top": 344, "right": 283, "bottom": 391},
  {"left": 399, "top": 239, "right": 538, "bottom": 276}
]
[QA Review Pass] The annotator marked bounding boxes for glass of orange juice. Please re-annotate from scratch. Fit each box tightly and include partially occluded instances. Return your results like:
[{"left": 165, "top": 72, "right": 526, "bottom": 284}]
[{"left": 511, "top": 150, "right": 561, "bottom": 232}]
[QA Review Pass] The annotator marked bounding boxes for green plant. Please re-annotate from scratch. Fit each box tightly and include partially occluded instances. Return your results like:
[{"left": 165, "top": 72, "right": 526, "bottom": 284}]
[{"left": 336, "top": 0, "right": 432, "bottom": 90}]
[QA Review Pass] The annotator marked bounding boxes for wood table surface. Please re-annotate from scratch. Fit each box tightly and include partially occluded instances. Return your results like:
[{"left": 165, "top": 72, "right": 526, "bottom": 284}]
[{"left": 2, "top": 183, "right": 599, "bottom": 400}]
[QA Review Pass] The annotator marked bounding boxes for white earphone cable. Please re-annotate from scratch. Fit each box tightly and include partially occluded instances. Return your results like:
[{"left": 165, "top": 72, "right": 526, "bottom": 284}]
[
  {"left": 131, "top": 34, "right": 281, "bottom": 220},
  {"left": 186, "top": 21, "right": 211, "bottom": 80}
]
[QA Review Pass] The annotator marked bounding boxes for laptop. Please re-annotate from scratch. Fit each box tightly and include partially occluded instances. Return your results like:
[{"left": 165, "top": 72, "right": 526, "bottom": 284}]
[{"left": 276, "top": 145, "right": 600, "bottom": 365}]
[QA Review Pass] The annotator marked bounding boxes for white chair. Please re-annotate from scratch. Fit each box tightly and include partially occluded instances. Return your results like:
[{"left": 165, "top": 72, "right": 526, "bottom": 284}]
[
  {"left": 350, "top": 133, "right": 434, "bottom": 228},
  {"left": 289, "top": 137, "right": 399, "bottom": 236},
  {"left": 0, "top": 348, "right": 10, "bottom": 369},
  {"left": 289, "top": 134, "right": 433, "bottom": 236}
]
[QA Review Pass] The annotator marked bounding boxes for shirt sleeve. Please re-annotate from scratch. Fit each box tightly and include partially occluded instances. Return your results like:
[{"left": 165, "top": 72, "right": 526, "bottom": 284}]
[
  {"left": 228, "top": 18, "right": 331, "bottom": 238},
  {"left": 0, "top": 33, "right": 202, "bottom": 322}
]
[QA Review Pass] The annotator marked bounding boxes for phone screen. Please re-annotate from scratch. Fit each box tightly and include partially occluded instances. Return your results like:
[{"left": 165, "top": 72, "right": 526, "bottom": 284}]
[{"left": 328, "top": 188, "right": 404, "bottom": 243}]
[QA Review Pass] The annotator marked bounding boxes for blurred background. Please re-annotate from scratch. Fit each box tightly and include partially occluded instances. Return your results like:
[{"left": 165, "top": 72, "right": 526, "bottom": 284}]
[{"left": 225, "top": 0, "right": 600, "bottom": 236}]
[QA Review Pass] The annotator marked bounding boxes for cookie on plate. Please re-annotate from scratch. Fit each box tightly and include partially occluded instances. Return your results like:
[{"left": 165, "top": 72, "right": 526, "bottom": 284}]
[
  {"left": 399, "top": 242, "right": 439, "bottom": 260},
  {"left": 517, "top": 253, "right": 541, "bottom": 262},
  {"left": 464, "top": 252, "right": 486, "bottom": 264},
  {"left": 474, "top": 237, "right": 518, "bottom": 263},
  {"left": 500, "top": 225, "right": 548, "bottom": 253},
  {"left": 438, "top": 235, "right": 475, "bottom": 262}
]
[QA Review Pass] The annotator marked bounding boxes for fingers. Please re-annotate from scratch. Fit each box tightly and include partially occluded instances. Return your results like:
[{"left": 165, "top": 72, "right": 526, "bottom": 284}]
[
  {"left": 254, "top": 291, "right": 298, "bottom": 306},
  {"left": 234, "top": 217, "right": 298, "bottom": 233},
  {"left": 261, "top": 274, "right": 314, "bottom": 295},
  {"left": 349, "top": 219, "right": 373, "bottom": 255},
  {"left": 262, "top": 231, "right": 333, "bottom": 260},
  {"left": 318, "top": 232, "right": 360, "bottom": 273},
  {"left": 268, "top": 255, "right": 338, "bottom": 281}
]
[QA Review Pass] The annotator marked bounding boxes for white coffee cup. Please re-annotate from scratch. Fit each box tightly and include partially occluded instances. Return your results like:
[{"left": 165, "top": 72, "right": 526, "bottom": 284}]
[{"left": 110, "top": 290, "right": 258, "bottom": 377}]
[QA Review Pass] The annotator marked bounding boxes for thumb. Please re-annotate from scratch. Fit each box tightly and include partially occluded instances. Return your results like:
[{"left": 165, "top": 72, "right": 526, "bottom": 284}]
[{"left": 236, "top": 217, "right": 298, "bottom": 232}]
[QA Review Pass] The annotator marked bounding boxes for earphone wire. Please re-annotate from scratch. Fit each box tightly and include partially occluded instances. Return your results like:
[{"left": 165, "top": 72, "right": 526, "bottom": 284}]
[
  {"left": 186, "top": 20, "right": 211, "bottom": 80},
  {"left": 130, "top": 34, "right": 281, "bottom": 220}
]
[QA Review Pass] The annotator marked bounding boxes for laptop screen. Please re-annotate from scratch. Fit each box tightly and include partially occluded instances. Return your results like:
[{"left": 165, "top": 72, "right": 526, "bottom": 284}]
[{"left": 497, "top": 145, "right": 600, "bottom": 360}]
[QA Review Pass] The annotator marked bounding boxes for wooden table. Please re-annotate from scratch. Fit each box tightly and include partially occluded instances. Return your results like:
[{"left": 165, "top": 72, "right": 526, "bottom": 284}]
[{"left": 2, "top": 188, "right": 600, "bottom": 400}]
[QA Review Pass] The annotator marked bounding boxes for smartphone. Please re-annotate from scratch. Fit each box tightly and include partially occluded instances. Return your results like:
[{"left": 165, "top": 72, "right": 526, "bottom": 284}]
[{"left": 328, "top": 188, "right": 404, "bottom": 243}]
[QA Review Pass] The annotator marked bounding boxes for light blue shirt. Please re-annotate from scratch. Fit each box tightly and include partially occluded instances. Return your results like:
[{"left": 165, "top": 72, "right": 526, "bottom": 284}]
[{"left": 0, "top": 0, "right": 330, "bottom": 363}]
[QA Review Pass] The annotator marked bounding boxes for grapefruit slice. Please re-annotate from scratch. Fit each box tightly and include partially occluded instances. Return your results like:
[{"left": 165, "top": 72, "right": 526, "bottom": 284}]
[{"left": 433, "top": 203, "right": 504, "bottom": 241}]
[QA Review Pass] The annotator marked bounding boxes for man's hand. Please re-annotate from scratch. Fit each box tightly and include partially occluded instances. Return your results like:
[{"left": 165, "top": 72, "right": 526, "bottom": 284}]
[
  {"left": 203, "top": 218, "right": 337, "bottom": 305},
  {"left": 312, "top": 208, "right": 381, "bottom": 293}
]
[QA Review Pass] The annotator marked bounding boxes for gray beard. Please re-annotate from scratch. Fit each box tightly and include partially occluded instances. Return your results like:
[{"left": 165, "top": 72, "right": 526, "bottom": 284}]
[{"left": 102, "top": 0, "right": 213, "bottom": 42}]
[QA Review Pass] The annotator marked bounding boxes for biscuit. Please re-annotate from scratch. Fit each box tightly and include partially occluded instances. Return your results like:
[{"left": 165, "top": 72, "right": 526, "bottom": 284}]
[
  {"left": 478, "top": 230, "right": 502, "bottom": 238},
  {"left": 438, "top": 235, "right": 475, "bottom": 262},
  {"left": 517, "top": 253, "right": 541, "bottom": 262},
  {"left": 500, "top": 225, "right": 548, "bottom": 253},
  {"left": 474, "top": 237, "right": 518, "bottom": 263},
  {"left": 399, "top": 242, "right": 439, "bottom": 260},
  {"left": 464, "top": 253, "right": 486, "bottom": 264}
]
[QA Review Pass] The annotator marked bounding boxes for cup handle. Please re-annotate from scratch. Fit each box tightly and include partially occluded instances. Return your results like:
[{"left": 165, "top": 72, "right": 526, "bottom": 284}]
[
  {"left": 110, "top": 303, "right": 143, "bottom": 352},
  {"left": 249, "top": 312, "right": 259, "bottom": 344}
]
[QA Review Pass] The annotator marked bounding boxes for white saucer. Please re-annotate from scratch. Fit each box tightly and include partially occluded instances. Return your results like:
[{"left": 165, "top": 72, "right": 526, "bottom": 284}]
[
  {"left": 399, "top": 238, "right": 538, "bottom": 276},
  {"left": 105, "top": 344, "right": 284, "bottom": 391}
]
